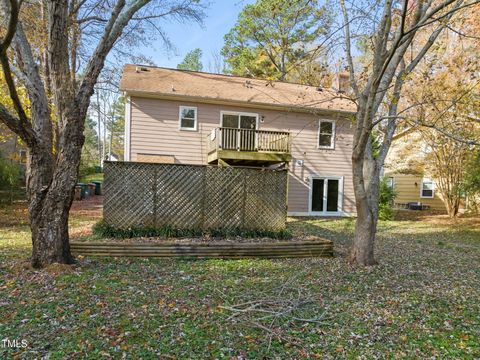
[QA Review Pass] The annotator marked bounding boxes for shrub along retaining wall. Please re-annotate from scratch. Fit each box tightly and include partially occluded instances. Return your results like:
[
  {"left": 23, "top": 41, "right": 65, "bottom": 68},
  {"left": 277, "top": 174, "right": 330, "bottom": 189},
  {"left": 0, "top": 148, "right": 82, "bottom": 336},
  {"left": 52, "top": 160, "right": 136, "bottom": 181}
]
[{"left": 103, "top": 161, "right": 288, "bottom": 231}]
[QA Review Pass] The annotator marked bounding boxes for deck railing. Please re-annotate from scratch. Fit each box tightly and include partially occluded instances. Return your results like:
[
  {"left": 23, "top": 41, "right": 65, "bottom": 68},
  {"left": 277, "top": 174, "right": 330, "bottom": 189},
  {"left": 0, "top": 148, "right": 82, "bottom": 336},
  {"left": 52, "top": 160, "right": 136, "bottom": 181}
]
[{"left": 207, "top": 127, "right": 291, "bottom": 154}]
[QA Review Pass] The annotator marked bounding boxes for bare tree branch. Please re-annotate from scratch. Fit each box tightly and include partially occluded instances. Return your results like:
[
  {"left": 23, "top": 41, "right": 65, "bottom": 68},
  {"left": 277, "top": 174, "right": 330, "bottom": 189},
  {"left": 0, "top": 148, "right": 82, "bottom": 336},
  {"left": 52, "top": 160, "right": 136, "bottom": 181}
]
[
  {"left": 0, "top": 0, "right": 18, "bottom": 50},
  {"left": 414, "top": 119, "right": 480, "bottom": 145},
  {"left": 445, "top": 24, "right": 480, "bottom": 39},
  {"left": 11, "top": 18, "right": 52, "bottom": 149},
  {"left": 403, "top": 0, "right": 480, "bottom": 36},
  {"left": 0, "top": 0, "right": 35, "bottom": 146},
  {"left": 339, "top": 0, "right": 359, "bottom": 96}
]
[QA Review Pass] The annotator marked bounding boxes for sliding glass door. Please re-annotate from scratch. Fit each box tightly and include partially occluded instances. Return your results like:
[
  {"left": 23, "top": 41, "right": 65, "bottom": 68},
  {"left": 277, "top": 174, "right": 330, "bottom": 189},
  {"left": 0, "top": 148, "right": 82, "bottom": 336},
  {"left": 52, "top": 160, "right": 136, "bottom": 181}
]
[
  {"left": 310, "top": 177, "right": 342, "bottom": 213},
  {"left": 221, "top": 112, "right": 257, "bottom": 150}
]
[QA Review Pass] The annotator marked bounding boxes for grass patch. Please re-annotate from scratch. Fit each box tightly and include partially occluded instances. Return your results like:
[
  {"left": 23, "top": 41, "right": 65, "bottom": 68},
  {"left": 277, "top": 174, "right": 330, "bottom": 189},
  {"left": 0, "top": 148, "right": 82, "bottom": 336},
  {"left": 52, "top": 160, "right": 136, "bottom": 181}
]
[
  {"left": 79, "top": 173, "right": 104, "bottom": 183},
  {"left": 0, "top": 205, "right": 479, "bottom": 358}
]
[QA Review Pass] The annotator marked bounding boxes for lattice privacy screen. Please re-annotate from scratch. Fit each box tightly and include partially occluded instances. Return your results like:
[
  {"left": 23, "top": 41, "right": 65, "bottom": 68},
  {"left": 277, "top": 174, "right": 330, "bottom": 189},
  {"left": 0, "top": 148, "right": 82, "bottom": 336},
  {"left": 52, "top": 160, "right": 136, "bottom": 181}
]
[{"left": 103, "top": 162, "right": 288, "bottom": 231}]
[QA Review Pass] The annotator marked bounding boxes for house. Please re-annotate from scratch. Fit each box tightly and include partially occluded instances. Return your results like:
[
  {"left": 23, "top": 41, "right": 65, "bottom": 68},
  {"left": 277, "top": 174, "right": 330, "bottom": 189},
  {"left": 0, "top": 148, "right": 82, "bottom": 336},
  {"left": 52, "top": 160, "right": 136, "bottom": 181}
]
[
  {"left": 119, "top": 65, "right": 357, "bottom": 216},
  {"left": 0, "top": 129, "right": 26, "bottom": 202},
  {"left": 0, "top": 129, "right": 27, "bottom": 176},
  {"left": 383, "top": 173, "right": 446, "bottom": 210},
  {"left": 0, "top": 131, "right": 27, "bottom": 166},
  {"left": 384, "top": 132, "right": 447, "bottom": 211}
]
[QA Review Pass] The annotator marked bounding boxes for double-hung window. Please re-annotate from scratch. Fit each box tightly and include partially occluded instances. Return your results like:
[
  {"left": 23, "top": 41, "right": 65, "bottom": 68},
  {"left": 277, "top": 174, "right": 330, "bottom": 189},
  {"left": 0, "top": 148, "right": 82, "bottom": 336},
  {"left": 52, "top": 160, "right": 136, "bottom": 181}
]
[
  {"left": 318, "top": 120, "right": 335, "bottom": 149},
  {"left": 179, "top": 106, "right": 197, "bottom": 131},
  {"left": 420, "top": 178, "right": 434, "bottom": 198}
]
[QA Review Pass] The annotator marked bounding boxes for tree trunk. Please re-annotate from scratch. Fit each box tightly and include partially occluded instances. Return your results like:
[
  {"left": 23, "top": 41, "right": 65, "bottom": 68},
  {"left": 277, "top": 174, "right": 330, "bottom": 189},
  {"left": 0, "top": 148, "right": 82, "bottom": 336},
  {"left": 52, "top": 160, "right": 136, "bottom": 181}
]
[
  {"left": 30, "top": 192, "right": 74, "bottom": 268},
  {"left": 350, "top": 160, "right": 379, "bottom": 266},
  {"left": 350, "top": 206, "right": 377, "bottom": 266},
  {"left": 26, "top": 115, "right": 84, "bottom": 268},
  {"left": 444, "top": 196, "right": 460, "bottom": 218},
  {"left": 350, "top": 125, "right": 379, "bottom": 266}
]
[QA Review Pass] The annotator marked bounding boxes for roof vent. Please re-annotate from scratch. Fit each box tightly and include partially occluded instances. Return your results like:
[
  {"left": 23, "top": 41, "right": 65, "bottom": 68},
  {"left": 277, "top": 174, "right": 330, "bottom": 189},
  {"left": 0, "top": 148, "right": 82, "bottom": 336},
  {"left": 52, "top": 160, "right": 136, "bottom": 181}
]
[{"left": 135, "top": 66, "right": 149, "bottom": 73}]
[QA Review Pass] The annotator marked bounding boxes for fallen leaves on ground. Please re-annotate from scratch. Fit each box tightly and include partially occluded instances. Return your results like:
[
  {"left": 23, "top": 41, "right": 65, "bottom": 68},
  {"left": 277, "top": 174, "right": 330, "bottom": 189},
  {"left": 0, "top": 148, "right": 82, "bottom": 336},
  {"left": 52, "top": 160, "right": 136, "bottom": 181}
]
[{"left": 0, "top": 204, "right": 479, "bottom": 358}]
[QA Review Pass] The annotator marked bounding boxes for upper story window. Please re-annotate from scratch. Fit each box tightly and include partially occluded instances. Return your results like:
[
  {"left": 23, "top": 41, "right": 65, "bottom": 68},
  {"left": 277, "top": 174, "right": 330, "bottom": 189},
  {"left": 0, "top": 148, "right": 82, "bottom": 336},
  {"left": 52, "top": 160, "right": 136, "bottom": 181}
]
[
  {"left": 318, "top": 120, "right": 335, "bottom": 149},
  {"left": 420, "top": 178, "right": 434, "bottom": 198},
  {"left": 179, "top": 106, "right": 197, "bottom": 131}
]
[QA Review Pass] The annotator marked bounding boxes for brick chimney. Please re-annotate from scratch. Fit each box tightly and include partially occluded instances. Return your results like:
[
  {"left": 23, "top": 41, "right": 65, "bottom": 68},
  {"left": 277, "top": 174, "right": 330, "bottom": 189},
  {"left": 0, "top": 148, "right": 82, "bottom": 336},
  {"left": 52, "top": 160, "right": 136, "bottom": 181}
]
[{"left": 335, "top": 71, "right": 350, "bottom": 93}]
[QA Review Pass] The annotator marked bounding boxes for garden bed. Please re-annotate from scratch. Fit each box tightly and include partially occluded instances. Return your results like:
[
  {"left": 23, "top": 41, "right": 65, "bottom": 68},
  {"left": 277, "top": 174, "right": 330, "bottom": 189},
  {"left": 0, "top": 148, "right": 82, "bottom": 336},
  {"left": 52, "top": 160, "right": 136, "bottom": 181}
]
[{"left": 70, "top": 236, "right": 333, "bottom": 258}]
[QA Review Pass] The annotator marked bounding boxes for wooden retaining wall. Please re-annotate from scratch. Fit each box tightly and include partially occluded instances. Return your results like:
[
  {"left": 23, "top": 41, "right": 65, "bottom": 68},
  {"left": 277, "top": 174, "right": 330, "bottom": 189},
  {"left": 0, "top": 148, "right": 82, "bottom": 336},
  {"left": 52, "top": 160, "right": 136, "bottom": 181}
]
[
  {"left": 103, "top": 161, "right": 288, "bottom": 231},
  {"left": 70, "top": 240, "right": 333, "bottom": 259}
]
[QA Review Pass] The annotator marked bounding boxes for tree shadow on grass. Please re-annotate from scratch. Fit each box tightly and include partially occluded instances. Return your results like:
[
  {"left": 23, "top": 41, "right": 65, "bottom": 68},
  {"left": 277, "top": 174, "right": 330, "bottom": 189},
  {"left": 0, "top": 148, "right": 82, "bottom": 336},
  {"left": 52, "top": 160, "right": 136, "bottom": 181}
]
[{"left": 287, "top": 217, "right": 355, "bottom": 257}]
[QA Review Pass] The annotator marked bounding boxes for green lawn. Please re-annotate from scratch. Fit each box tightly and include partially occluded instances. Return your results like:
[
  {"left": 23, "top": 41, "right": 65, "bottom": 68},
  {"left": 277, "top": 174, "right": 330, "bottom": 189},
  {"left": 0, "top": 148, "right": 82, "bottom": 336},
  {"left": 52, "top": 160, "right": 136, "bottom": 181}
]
[
  {"left": 0, "top": 203, "right": 479, "bottom": 359},
  {"left": 79, "top": 172, "right": 104, "bottom": 183}
]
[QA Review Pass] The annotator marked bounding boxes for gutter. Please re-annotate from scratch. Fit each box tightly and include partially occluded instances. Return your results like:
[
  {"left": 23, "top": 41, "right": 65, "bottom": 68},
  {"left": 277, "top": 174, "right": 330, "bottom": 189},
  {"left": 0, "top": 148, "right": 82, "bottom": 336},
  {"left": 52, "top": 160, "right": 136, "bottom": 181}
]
[{"left": 121, "top": 89, "right": 357, "bottom": 118}]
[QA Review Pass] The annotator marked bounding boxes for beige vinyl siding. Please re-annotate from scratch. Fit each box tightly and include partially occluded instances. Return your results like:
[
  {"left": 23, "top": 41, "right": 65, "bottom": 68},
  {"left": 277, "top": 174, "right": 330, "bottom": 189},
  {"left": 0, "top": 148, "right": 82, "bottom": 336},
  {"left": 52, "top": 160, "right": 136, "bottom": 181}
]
[
  {"left": 388, "top": 174, "right": 446, "bottom": 211},
  {"left": 136, "top": 154, "right": 175, "bottom": 163},
  {"left": 271, "top": 112, "right": 355, "bottom": 215},
  {"left": 129, "top": 96, "right": 356, "bottom": 215},
  {"left": 130, "top": 98, "right": 208, "bottom": 164}
]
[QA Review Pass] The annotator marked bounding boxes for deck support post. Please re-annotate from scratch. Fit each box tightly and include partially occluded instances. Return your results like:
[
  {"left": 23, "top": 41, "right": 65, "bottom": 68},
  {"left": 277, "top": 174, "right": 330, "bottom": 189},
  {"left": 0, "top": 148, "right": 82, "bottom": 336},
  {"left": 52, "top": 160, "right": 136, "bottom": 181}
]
[{"left": 218, "top": 158, "right": 229, "bottom": 167}]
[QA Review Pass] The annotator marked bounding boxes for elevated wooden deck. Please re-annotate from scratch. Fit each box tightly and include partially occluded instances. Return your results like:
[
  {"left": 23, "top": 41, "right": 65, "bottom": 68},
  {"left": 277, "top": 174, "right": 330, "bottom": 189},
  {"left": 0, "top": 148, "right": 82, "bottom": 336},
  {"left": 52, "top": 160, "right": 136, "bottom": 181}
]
[
  {"left": 207, "top": 127, "right": 292, "bottom": 166},
  {"left": 71, "top": 239, "right": 333, "bottom": 259}
]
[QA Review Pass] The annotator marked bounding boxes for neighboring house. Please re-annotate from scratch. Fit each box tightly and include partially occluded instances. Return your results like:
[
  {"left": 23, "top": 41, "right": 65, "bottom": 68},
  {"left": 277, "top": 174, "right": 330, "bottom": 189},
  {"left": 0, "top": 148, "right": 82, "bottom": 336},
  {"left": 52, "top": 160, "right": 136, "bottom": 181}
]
[
  {"left": 119, "top": 65, "right": 356, "bottom": 216},
  {"left": 384, "top": 132, "right": 447, "bottom": 211},
  {"left": 384, "top": 173, "right": 446, "bottom": 210},
  {"left": 0, "top": 131, "right": 27, "bottom": 203},
  {"left": 0, "top": 132, "right": 27, "bottom": 172}
]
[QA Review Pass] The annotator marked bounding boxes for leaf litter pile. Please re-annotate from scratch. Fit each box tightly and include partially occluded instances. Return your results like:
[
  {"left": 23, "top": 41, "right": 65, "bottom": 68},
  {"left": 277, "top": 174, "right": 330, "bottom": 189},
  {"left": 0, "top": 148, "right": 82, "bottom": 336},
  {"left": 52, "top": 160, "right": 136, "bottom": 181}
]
[{"left": 0, "top": 203, "right": 479, "bottom": 359}]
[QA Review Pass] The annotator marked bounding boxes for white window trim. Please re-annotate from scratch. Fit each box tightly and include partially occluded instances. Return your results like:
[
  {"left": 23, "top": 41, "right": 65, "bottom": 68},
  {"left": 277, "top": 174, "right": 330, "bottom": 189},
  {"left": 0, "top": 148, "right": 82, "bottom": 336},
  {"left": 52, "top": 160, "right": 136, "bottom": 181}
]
[
  {"left": 386, "top": 176, "right": 395, "bottom": 189},
  {"left": 219, "top": 111, "right": 260, "bottom": 150},
  {"left": 124, "top": 95, "right": 131, "bottom": 161},
  {"left": 317, "top": 119, "right": 336, "bottom": 150},
  {"left": 420, "top": 177, "right": 435, "bottom": 198},
  {"left": 179, "top": 106, "right": 198, "bottom": 131},
  {"left": 288, "top": 211, "right": 353, "bottom": 217},
  {"left": 308, "top": 175, "right": 344, "bottom": 215},
  {"left": 219, "top": 111, "right": 259, "bottom": 128}
]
